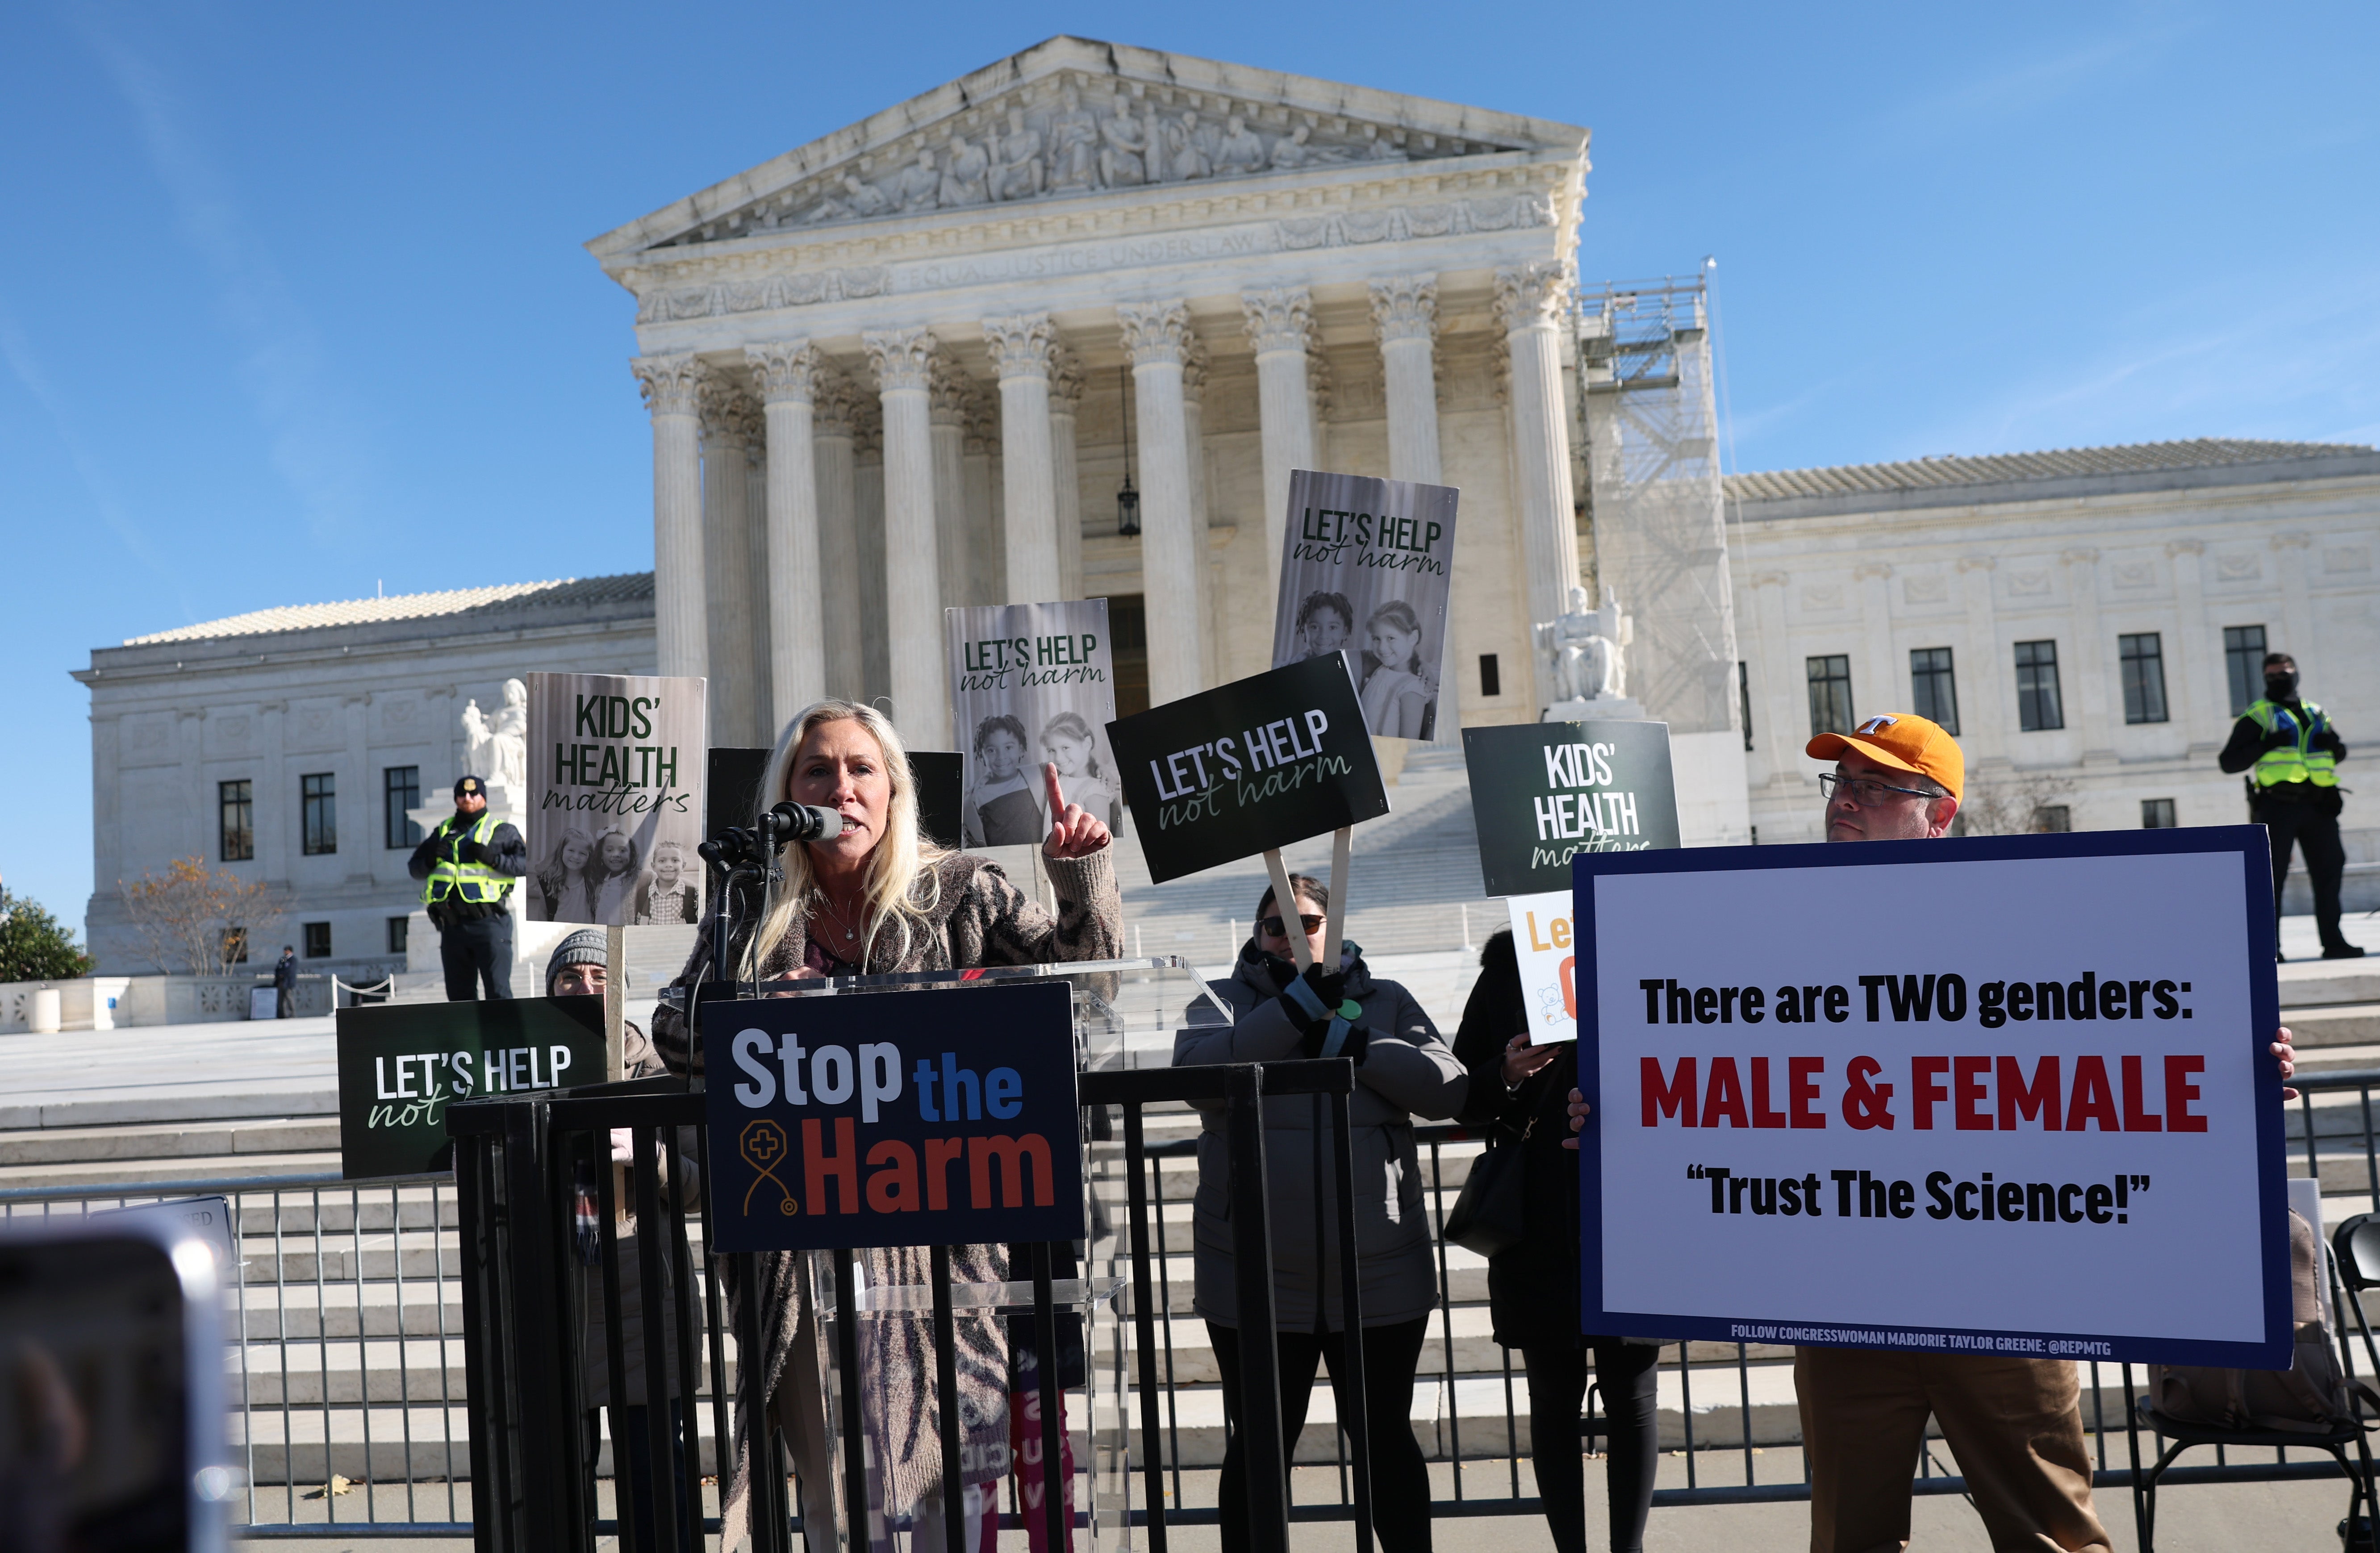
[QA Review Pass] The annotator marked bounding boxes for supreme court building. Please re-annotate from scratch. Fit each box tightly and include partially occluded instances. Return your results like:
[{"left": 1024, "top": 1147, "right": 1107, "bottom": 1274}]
[{"left": 592, "top": 36, "right": 1594, "bottom": 754}]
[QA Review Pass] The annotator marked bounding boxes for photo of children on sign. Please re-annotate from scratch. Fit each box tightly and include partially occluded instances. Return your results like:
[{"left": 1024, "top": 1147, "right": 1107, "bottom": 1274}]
[
  {"left": 1271, "top": 469, "right": 1462, "bottom": 743},
  {"left": 946, "top": 600, "right": 1121, "bottom": 847},
  {"left": 524, "top": 671, "right": 706, "bottom": 926}
]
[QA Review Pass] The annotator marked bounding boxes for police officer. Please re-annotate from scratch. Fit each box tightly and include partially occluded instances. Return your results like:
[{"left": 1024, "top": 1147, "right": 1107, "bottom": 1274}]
[
  {"left": 407, "top": 775, "right": 529, "bottom": 999},
  {"left": 2219, "top": 651, "right": 2363, "bottom": 960}
]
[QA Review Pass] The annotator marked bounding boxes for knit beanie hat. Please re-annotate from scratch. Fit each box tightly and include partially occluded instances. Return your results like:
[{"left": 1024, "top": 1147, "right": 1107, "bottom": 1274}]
[{"left": 545, "top": 928, "right": 610, "bottom": 997}]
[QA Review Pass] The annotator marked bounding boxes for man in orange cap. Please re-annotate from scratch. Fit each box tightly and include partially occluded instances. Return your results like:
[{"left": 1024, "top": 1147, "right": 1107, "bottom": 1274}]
[
  {"left": 1570, "top": 710, "right": 2298, "bottom": 1552},
  {"left": 1794, "top": 714, "right": 2117, "bottom": 1551}
]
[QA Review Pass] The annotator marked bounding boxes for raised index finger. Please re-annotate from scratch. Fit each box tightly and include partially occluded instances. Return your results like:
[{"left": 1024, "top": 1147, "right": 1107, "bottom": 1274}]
[{"left": 1043, "top": 761, "right": 1066, "bottom": 814}]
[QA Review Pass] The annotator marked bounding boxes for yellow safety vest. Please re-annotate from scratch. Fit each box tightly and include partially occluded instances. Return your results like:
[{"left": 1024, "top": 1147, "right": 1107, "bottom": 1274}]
[
  {"left": 422, "top": 812, "right": 512, "bottom": 906},
  {"left": 2244, "top": 698, "right": 2340, "bottom": 790}
]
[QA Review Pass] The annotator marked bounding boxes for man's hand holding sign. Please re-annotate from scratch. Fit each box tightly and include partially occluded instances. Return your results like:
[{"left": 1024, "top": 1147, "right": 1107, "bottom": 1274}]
[{"left": 1563, "top": 712, "right": 2301, "bottom": 1553}]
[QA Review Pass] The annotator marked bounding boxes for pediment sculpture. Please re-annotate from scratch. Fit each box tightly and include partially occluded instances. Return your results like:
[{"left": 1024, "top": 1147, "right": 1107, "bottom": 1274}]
[{"left": 677, "top": 80, "right": 1510, "bottom": 244}]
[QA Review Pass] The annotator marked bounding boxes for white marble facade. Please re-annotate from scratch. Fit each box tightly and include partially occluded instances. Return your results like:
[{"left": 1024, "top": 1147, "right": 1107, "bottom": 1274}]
[
  {"left": 1728, "top": 442, "right": 2380, "bottom": 890},
  {"left": 596, "top": 36, "right": 1595, "bottom": 750},
  {"left": 74, "top": 579, "right": 656, "bottom": 976}
]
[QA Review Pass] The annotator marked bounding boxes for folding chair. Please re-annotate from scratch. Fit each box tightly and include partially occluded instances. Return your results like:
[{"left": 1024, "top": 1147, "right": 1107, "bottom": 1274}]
[{"left": 2127, "top": 1214, "right": 2380, "bottom": 1551}]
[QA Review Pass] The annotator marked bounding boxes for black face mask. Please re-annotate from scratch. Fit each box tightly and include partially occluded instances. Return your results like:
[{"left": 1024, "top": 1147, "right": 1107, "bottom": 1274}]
[{"left": 2267, "top": 672, "right": 2299, "bottom": 701}]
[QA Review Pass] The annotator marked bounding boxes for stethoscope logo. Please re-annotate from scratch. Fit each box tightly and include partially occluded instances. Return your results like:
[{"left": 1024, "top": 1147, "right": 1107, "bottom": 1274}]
[{"left": 740, "top": 1119, "right": 798, "bottom": 1216}]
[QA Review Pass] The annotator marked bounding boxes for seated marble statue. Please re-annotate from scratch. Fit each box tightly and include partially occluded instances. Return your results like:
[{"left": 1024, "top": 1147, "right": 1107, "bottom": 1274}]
[
  {"left": 993, "top": 107, "right": 1044, "bottom": 200},
  {"left": 1098, "top": 97, "right": 1147, "bottom": 187},
  {"left": 1215, "top": 115, "right": 1267, "bottom": 175}
]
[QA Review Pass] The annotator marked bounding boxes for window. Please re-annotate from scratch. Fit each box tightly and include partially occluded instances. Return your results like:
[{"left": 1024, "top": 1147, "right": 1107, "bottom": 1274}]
[
  {"left": 1909, "top": 647, "right": 1960, "bottom": 735},
  {"left": 220, "top": 927, "right": 249, "bottom": 965},
  {"left": 1478, "top": 653, "right": 1501, "bottom": 698},
  {"left": 384, "top": 766, "right": 422, "bottom": 849},
  {"left": 219, "top": 780, "right": 254, "bottom": 862},
  {"left": 2014, "top": 641, "right": 2064, "bottom": 731},
  {"left": 303, "top": 922, "right": 332, "bottom": 960},
  {"left": 1738, "top": 661, "right": 1754, "bottom": 750},
  {"left": 2032, "top": 805, "right": 2073, "bottom": 834},
  {"left": 387, "top": 915, "right": 410, "bottom": 956},
  {"left": 1806, "top": 655, "right": 1854, "bottom": 738},
  {"left": 2119, "top": 633, "right": 2169, "bottom": 724},
  {"left": 2142, "top": 798, "right": 2178, "bottom": 829},
  {"left": 301, "top": 773, "right": 337, "bottom": 856},
  {"left": 2225, "top": 625, "right": 2268, "bottom": 715}
]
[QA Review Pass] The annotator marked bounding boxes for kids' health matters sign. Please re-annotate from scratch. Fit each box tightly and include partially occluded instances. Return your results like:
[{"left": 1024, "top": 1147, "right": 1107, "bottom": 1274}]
[
  {"left": 526, "top": 672, "right": 707, "bottom": 927},
  {"left": 1463, "top": 720, "right": 1680, "bottom": 898},
  {"left": 1270, "top": 470, "right": 1461, "bottom": 743},
  {"left": 1107, "top": 655, "right": 1390, "bottom": 885},
  {"left": 705, "top": 982, "right": 1084, "bottom": 1253},
  {"left": 1577, "top": 828, "right": 2292, "bottom": 1369},
  {"left": 946, "top": 600, "right": 1121, "bottom": 846}
]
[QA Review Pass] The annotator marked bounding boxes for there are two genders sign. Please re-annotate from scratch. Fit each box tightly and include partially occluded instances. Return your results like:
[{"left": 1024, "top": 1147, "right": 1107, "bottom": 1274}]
[
  {"left": 702, "top": 981, "right": 1084, "bottom": 1252},
  {"left": 1578, "top": 827, "right": 2293, "bottom": 1368}
]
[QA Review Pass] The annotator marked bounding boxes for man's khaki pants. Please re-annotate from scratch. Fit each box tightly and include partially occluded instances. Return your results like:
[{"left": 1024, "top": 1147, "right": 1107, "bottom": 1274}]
[{"left": 1795, "top": 1348, "right": 2112, "bottom": 1553}]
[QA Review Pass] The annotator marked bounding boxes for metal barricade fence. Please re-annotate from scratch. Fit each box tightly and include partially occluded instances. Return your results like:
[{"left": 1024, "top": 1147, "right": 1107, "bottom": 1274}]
[{"left": 9, "top": 1066, "right": 2378, "bottom": 1542}]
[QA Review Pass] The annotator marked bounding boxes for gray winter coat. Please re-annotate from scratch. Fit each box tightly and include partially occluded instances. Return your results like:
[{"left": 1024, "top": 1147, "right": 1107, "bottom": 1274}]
[{"left": 1175, "top": 946, "right": 1467, "bottom": 1330}]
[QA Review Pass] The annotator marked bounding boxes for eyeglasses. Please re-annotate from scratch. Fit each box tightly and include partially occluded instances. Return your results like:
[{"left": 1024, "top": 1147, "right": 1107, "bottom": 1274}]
[
  {"left": 1258, "top": 914, "right": 1325, "bottom": 938},
  {"left": 1818, "top": 772, "right": 1938, "bottom": 807}
]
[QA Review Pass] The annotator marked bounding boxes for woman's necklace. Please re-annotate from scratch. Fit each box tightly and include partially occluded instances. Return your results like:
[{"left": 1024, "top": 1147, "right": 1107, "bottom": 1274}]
[{"left": 812, "top": 888, "right": 867, "bottom": 945}]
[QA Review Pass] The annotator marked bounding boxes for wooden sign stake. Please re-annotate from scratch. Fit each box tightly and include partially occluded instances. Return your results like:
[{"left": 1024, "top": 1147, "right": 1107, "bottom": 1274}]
[
  {"left": 1261, "top": 848, "right": 1313, "bottom": 973},
  {"left": 1323, "top": 826, "right": 1352, "bottom": 969},
  {"left": 603, "top": 923, "right": 626, "bottom": 1082}
]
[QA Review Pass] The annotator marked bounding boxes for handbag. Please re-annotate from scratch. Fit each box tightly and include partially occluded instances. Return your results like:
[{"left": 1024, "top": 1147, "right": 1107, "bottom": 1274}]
[{"left": 1442, "top": 1119, "right": 1529, "bottom": 1258}]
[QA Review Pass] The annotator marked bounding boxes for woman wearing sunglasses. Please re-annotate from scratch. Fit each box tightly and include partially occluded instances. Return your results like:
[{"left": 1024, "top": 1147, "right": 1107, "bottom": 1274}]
[{"left": 1173, "top": 872, "right": 1467, "bottom": 1552}]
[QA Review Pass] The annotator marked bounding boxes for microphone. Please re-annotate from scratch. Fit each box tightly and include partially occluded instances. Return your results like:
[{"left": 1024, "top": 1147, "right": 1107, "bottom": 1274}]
[{"left": 759, "top": 803, "right": 844, "bottom": 844}]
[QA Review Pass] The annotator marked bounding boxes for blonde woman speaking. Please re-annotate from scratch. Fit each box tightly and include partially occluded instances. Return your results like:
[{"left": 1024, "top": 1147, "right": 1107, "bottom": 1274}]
[{"left": 652, "top": 698, "right": 1119, "bottom": 1551}]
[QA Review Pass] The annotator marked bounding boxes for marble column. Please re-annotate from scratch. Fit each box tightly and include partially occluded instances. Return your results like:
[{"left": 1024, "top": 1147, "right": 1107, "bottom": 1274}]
[
  {"left": 1495, "top": 263, "right": 1585, "bottom": 706},
  {"left": 863, "top": 329, "right": 949, "bottom": 747},
  {"left": 813, "top": 372, "right": 866, "bottom": 703},
  {"left": 985, "top": 313, "right": 1063, "bottom": 605},
  {"left": 1050, "top": 346, "right": 1086, "bottom": 600},
  {"left": 2062, "top": 547, "right": 2113, "bottom": 754},
  {"left": 1956, "top": 556, "right": 2008, "bottom": 756},
  {"left": 746, "top": 340, "right": 826, "bottom": 731},
  {"left": 1371, "top": 274, "right": 1456, "bottom": 731},
  {"left": 698, "top": 384, "right": 760, "bottom": 746},
  {"left": 1118, "top": 300, "right": 1205, "bottom": 707},
  {"left": 1241, "top": 287, "right": 1320, "bottom": 600},
  {"left": 740, "top": 409, "right": 774, "bottom": 740},
  {"left": 1182, "top": 337, "right": 1217, "bottom": 687},
  {"left": 2166, "top": 539, "right": 2218, "bottom": 742},
  {"left": 928, "top": 358, "right": 971, "bottom": 614},
  {"left": 631, "top": 353, "right": 708, "bottom": 679},
  {"left": 855, "top": 430, "right": 891, "bottom": 709}
]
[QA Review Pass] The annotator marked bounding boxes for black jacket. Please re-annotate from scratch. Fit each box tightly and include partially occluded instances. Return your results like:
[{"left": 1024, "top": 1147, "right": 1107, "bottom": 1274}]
[
  {"left": 272, "top": 954, "right": 298, "bottom": 992},
  {"left": 1452, "top": 929, "right": 1593, "bottom": 1349}
]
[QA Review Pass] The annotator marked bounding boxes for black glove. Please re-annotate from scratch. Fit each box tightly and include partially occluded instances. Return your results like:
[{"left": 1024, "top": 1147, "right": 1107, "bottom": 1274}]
[
  {"left": 1277, "top": 962, "right": 1366, "bottom": 1061},
  {"left": 2262, "top": 723, "right": 2298, "bottom": 750}
]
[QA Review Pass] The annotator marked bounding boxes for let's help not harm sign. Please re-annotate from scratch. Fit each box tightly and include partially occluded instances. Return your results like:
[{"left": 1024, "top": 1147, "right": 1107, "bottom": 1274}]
[{"left": 1575, "top": 827, "right": 2292, "bottom": 1368}]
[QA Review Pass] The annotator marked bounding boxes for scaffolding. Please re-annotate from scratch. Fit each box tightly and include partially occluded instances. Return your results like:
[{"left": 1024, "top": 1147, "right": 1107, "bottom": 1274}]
[{"left": 1576, "top": 276, "right": 1740, "bottom": 738}]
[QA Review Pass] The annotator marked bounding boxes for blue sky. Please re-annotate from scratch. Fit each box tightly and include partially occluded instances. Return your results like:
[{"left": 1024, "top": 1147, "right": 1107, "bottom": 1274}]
[{"left": 3, "top": 1, "right": 2374, "bottom": 931}]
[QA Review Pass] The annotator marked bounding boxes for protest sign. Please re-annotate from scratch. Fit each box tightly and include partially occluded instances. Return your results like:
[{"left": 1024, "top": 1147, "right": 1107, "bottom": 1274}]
[
  {"left": 1270, "top": 470, "right": 1461, "bottom": 742},
  {"left": 1463, "top": 720, "right": 1680, "bottom": 897},
  {"left": 336, "top": 998, "right": 609, "bottom": 1178},
  {"left": 1508, "top": 890, "right": 1578, "bottom": 1044},
  {"left": 1576, "top": 827, "right": 2291, "bottom": 1367},
  {"left": 1107, "top": 655, "right": 1388, "bottom": 885},
  {"left": 525, "top": 672, "right": 706, "bottom": 927},
  {"left": 704, "top": 981, "right": 1081, "bottom": 1252},
  {"left": 948, "top": 601, "right": 1120, "bottom": 844}
]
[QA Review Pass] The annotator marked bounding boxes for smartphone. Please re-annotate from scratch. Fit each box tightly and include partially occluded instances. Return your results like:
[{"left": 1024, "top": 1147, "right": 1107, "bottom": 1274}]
[{"left": 0, "top": 1212, "right": 229, "bottom": 1552}]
